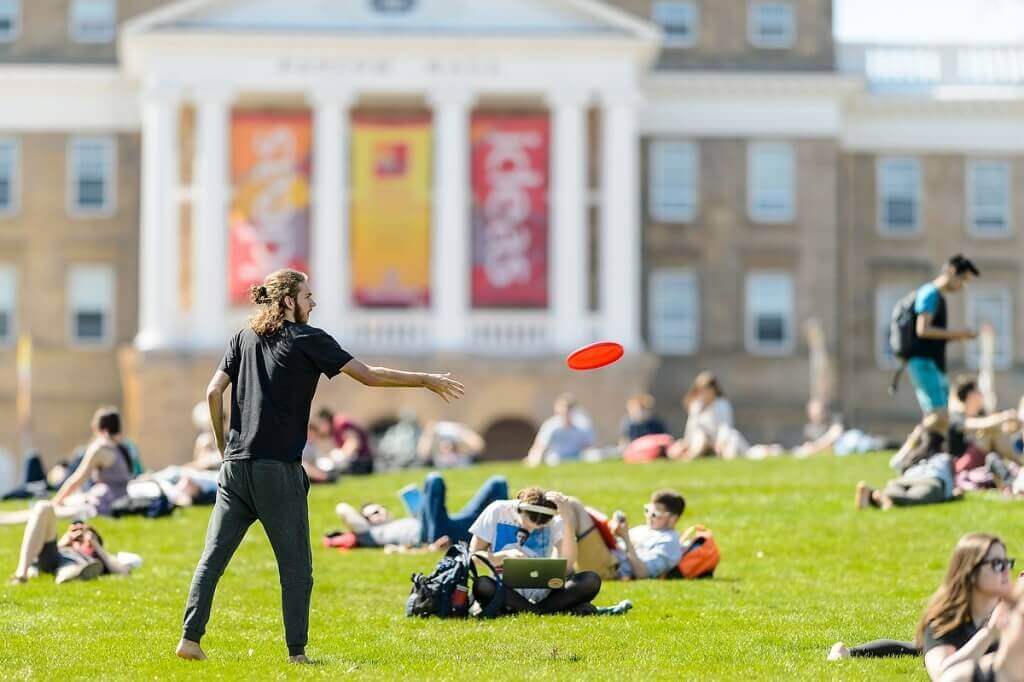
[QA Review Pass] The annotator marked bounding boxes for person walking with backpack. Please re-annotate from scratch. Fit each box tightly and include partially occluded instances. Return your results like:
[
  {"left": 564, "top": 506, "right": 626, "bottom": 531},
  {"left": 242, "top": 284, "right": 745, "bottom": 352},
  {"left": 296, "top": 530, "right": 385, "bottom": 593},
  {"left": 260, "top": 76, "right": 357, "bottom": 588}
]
[
  {"left": 891, "top": 255, "right": 979, "bottom": 469},
  {"left": 175, "top": 268, "right": 464, "bottom": 664}
]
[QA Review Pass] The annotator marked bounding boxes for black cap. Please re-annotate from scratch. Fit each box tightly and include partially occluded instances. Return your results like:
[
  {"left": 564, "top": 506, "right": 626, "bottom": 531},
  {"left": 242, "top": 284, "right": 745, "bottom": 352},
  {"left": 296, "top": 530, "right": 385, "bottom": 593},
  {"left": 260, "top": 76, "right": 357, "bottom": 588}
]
[{"left": 948, "top": 254, "right": 979, "bottom": 277}]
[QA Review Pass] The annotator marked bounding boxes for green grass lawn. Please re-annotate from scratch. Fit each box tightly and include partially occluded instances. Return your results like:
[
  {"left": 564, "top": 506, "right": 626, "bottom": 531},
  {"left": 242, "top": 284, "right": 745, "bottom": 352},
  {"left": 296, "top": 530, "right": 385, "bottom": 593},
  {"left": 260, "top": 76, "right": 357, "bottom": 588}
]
[{"left": 1, "top": 453, "right": 1019, "bottom": 680}]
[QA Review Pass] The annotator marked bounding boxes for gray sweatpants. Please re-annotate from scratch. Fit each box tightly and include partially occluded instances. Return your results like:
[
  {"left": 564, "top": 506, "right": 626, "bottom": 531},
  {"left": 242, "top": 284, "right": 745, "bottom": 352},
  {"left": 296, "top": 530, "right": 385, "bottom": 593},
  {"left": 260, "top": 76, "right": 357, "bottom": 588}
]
[{"left": 182, "top": 459, "right": 312, "bottom": 656}]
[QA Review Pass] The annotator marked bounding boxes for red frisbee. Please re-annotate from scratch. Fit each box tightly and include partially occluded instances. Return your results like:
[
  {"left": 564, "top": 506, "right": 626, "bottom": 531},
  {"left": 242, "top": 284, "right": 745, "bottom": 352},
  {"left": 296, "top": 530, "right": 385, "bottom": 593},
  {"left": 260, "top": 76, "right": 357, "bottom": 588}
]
[{"left": 566, "top": 341, "right": 624, "bottom": 371}]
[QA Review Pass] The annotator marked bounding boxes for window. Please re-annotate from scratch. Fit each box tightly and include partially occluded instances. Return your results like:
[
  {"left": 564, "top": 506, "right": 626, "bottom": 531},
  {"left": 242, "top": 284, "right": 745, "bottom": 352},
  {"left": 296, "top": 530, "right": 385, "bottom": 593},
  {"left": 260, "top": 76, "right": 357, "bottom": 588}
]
[
  {"left": 649, "top": 140, "right": 698, "bottom": 222},
  {"left": 70, "top": 0, "right": 116, "bottom": 43},
  {"left": 878, "top": 157, "right": 921, "bottom": 235},
  {"left": 967, "top": 287, "right": 1013, "bottom": 370},
  {"left": 0, "top": 139, "right": 17, "bottom": 215},
  {"left": 0, "top": 265, "right": 15, "bottom": 346},
  {"left": 967, "top": 161, "right": 1011, "bottom": 237},
  {"left": 0, "top": 0, "right": 19, "bottom": 42},
  {"left": 68, "top": 136, "right": 116, "bottom": 216},
  {"left": 875, "top": 285, "right": 911, "bottom": 369},
  {"left": 748, "top": 2, "right": 795, "bottom": 48},
  {"left": 649, "top": 269, "right": 699, "bottom": 354},
  {"left": 652, "top": 1, "right": 698, "bottom": 47},
  {"left": 748, "top": 142, "right": 794, "bottom": 223},
  {"left": 745, "top": 271, "right": 794, "bottom": 355},
  {"left": 68, "top": 265, "right": 115, "bottom": 347}
]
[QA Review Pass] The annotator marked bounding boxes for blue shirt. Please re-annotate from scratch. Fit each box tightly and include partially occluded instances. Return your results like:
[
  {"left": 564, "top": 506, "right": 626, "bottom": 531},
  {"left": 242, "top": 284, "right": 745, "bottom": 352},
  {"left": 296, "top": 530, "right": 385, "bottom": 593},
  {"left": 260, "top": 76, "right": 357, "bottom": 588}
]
[
  {"left": 914, "top": 283, "right": 940, "bottom": 315},
  {"left": 903, "top": 453, "right": 955, "bottom": 498}
]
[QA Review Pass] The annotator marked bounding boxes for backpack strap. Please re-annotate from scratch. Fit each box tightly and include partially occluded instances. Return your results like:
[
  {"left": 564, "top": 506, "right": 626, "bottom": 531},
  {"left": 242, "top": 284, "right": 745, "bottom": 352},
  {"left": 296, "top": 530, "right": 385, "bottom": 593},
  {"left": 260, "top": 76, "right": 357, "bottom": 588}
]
[
  {"left": 469, "top": 552, "right": 506, "bottom": 619},
  {"left": 888, "top": 360, "right": 906, "bottom": 396}
]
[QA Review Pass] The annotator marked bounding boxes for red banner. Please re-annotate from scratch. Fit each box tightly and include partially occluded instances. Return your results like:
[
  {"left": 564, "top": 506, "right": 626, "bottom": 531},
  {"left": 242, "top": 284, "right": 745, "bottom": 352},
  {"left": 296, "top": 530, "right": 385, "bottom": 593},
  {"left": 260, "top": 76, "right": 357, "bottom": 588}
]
[
  {"left": 228, "top": 112, "right": 312, "bottom": 305},
  {"left": 470, "top": 114, "right": 550, "bottom": 308}
]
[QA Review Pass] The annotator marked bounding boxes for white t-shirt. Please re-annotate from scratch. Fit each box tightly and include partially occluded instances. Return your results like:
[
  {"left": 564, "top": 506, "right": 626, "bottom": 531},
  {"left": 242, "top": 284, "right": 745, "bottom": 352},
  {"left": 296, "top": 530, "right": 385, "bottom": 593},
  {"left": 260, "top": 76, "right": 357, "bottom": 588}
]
[
  {"left": 469, "top": 500, "right": 565, "bottom": 601},
  {"left": 684, "top": 398, "right": 734, "bottom": 441},
  {"left": 616, "top": 525, "right": 683, "bottom": 579}
]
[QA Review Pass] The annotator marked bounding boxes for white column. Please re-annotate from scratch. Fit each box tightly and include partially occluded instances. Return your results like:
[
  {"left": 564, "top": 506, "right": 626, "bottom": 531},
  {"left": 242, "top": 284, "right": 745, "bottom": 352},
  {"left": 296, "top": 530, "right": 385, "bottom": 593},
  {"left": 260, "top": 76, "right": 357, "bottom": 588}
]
[
  {"left": 191, "top": 88, "right": 232, "bottom": 348},
  {"left": 429, "top": 89, "right": 474, "bottom": 351},
  {"left": 600, "top": 90, "right": 643, "bottom": 350},
  {"left": 548, "top": 89, "right": 590, "bottom": 351},
  {"left": 135, "top": 84, "right": 181, "bottom": 351},
  {"left": 310, "top": 91, "right": 355, "bottom": 338}
]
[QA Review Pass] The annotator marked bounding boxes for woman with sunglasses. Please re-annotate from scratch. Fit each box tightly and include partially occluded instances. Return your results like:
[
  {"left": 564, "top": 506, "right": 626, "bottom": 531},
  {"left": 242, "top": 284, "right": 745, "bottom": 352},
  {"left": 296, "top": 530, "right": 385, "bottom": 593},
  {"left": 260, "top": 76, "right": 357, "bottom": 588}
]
[
  {"left": 829, "top": 533, "right": 1015, "bottom": 680},
  {"left": 942, "top": 579, "right": 1024, "bottom": 682}
]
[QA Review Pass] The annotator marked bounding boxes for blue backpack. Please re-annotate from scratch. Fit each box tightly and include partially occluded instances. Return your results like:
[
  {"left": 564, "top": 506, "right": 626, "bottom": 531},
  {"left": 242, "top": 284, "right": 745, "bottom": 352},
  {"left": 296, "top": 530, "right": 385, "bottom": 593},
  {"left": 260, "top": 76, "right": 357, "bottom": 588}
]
[{"left": 406, "top": 543, "right": 504, "bottom": 619}]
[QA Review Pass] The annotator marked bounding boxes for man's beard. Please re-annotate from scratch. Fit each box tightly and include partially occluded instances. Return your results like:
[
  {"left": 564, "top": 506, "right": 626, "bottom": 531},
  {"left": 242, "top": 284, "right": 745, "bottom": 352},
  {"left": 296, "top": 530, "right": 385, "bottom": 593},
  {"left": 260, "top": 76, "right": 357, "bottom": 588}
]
[{"left": 295, "top": 307, "right": 309, "bottom": 324}]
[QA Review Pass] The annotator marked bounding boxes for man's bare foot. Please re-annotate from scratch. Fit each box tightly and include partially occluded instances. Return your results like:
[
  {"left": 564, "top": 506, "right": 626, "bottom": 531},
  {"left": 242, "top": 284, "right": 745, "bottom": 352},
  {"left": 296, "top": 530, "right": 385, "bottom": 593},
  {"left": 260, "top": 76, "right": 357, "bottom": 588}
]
[
  {"left": 855, "top": 482, "right": 872, "bottom": 510},
  {"left": 827, "top": 642, "right": 850, "bottom": 661},
  {"left": 288, "top": 654, "right": 312, "bottom": 664},
  {"left": 877, "top": 492, "right": 894, "bottom": 511},
  {"left": 7, "top": 574, "right": 27, "bottom": 586},
  {"left": 175, "top": 639, "right": 207, "bottom": 661}
]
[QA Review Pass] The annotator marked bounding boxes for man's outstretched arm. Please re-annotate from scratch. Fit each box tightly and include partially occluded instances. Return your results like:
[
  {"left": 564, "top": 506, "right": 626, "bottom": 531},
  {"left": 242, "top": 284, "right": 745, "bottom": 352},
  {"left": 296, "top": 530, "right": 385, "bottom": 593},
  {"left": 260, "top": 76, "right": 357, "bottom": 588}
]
[{"left": 341, "top": 359, "right": 465, "bottom": 402}]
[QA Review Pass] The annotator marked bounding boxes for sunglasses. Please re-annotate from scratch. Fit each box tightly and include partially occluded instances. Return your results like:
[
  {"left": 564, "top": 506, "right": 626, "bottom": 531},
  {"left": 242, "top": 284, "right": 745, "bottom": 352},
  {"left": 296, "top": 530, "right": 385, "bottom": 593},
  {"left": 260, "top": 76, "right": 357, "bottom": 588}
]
[
  {"left": 643, "top": 504, "right": 669, "bottom": 519},
  {"left": 978, "top": 557, "right": 1017, "bottom": 573}
]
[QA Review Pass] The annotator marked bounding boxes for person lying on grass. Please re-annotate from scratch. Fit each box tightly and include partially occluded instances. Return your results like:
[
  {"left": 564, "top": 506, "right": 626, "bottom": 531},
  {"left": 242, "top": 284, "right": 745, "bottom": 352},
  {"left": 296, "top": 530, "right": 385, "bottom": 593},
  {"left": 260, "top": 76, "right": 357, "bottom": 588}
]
[
  {"left": 828, "top": 532, "right": 1016, "bottom": 680},
  {"left": 8, "top": 500, "right": 136, "bottom": 585},
  {"left": 332, "top": 473, "right": 508, "bottom": 552},
  {"left": 571, "top": 490, "right": 685, "bottom": 581},
  {"left": 467, "top": 487, "right": 630, "bottom": 616},
  {"left": 856, "top": 453, "right": 960, "bottom": 510},
  {"left": 941, "top": 577, "right": 1024, "bottom": 682}
]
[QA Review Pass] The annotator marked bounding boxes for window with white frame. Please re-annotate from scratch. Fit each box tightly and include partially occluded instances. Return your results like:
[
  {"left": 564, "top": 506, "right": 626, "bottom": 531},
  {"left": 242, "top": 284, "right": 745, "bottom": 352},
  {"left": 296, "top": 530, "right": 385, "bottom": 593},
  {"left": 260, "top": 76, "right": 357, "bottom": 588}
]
[
  {"left": 0, "top": 265, "right": 15, "bottom": 346},
  {"left": 69, "top": 136, "right": 116, "bottom": 216},
  {"left": 748, "top": 1, "right": 795, "bottom": 48},
  {"left": 649, "top": 268, "right": 699, "bottom": 354},
  {"left": 967, "top": 160, "right": 1011, "bottom": 237},
  {"left": 745, "top": 271, "right": 794, "bottom": 354},
  {"left": 748, "top": 142, "right": 794, "bottom": 223},
  {"left": 0, "top": 139, "right": 17, "bottom": 215},
  {"left": 70, "top": 0, "right": 116, "bottom": 43},
  {"left": 0, "top": 0, "right": 19, "bottom": 42},
  {"left": 875, "top": 284, "right": 912, "bottom": 370},
  {"left": 652, "top": 1, "right": 698, "bottom": 47},
  {"left": 649, "top": 140, "right": 698, "bottom": 222},
  {"left": 68, "top": 265, "right": 115, "bottom": 346},
  {"left": 966, "top": 287, "right": 1013, "bottom": 370},
  {"left": 878, "top": 157, "right": 921, "bottom": 234}
]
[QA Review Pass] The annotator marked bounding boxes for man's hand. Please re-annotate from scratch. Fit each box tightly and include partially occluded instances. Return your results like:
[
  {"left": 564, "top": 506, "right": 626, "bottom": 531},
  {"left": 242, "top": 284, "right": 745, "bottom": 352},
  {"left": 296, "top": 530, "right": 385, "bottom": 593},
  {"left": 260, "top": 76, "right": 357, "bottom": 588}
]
[
  {"left": 958, "top": 328, "right": 978, "bottom": 341},
  {"left": 545, "top": 491, "right": 571, "bottom": 514},
  {"left": 422, "top": 373, "right": 465, "bottom": 403}
]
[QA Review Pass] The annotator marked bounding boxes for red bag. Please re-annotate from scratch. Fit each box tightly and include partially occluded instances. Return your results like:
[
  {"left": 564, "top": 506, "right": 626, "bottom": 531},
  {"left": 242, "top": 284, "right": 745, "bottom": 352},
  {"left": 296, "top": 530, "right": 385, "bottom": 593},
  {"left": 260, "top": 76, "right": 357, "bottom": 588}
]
[
  {"left": 676, "top": 525, "right": 720, "bottom": 579},
  {"left": 323, "top": 531, "right": 359, "bottom": 551},
  {"left": 585, "top": 508, "right": 619, "bottom": 550},
  {"left": 623, "top": 433, "right": 674, "bottom": 463}
]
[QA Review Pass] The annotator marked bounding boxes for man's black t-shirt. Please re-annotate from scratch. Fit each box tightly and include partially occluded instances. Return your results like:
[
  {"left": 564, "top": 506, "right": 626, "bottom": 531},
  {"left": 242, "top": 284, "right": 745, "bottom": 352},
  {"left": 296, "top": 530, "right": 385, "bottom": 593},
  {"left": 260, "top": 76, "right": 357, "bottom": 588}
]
[{"left": 218, "top": 322, "right": 353, "bottom": 463}]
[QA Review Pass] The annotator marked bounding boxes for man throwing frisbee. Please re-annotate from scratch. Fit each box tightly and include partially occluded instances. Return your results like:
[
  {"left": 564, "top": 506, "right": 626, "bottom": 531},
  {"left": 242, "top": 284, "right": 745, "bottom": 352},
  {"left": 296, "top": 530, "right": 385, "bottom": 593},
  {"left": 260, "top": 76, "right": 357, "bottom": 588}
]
[{"left": 176, "top": 268, "right": 464, "bottom": 664}]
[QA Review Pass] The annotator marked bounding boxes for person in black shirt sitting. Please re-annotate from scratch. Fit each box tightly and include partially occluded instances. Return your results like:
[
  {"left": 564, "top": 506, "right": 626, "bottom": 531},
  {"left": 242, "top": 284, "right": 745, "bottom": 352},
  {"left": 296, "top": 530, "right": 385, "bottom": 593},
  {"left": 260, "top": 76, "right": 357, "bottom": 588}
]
[
  {"left": 940, "top": 579, "right": 1024, "bottom": 682},
  {"left": 618, "top": 393, "right": 668, "bottom": 449}
]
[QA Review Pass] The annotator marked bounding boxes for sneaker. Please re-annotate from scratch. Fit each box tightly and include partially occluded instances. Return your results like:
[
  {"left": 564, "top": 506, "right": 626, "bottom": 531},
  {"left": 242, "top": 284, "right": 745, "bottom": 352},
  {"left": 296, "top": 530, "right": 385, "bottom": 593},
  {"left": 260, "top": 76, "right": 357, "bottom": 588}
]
[{"left": 595, "top": 599, "right": 633, "bottom": 616}]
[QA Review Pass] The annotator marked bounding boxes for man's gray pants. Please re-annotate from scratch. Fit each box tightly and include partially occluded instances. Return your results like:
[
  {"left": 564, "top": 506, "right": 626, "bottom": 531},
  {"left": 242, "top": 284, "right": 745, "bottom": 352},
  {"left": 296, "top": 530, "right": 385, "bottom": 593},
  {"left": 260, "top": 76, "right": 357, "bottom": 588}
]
[{"left": 182, "top": 459, "right": 312, "bottom": 656}]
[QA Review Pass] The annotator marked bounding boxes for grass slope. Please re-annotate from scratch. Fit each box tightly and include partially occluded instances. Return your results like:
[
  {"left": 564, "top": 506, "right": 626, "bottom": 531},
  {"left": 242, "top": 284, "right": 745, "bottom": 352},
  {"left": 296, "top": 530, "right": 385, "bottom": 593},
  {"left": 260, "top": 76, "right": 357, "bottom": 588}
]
[{"left": 1, "top": 453, "right": 1018, "bottom": 680}]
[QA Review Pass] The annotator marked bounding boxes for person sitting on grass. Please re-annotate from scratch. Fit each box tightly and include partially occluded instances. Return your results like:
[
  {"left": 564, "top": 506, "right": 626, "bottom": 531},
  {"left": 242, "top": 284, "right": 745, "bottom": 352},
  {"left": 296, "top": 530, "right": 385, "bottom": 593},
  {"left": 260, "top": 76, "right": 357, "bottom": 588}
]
[
  {"left": 333, "top": 473, "right": 508, "bottom": 551},
  {"left": 828, "top": 532, "right": 1015, "bottom": 680},
  {"left": 618, "top": 394, "right": 669, "bottom": 449},
  {"left": 856, "top": 452, "right": 959, "bottom": 510},
  {"left": 524, "top": 395, "right": 595, "bottom": 467},
  {"left": 8, "top": 500, "right": 136, "bottom": 585},
  {"left": 416, "top": 419, "right": 485, "bottom": 469},
  {"left": 607, "top": 490, "right": 685, "bottom": 580},
  {"left": 947, "top": 377, "right": 1023, "bottom": 493},
  {"left": 468, "top": 487, "right": 629, "bottom": 616},
  {"left": 941, "top": 578, "right": 1024, "bottom": 682}
]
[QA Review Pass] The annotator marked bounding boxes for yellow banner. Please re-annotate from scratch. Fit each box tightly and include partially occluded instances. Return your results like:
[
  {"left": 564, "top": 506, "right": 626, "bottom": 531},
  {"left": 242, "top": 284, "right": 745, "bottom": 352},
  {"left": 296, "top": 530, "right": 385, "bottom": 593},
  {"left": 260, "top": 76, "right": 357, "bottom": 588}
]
[{"left": 351, "top": 115, "right": 432, "bottom": 307}]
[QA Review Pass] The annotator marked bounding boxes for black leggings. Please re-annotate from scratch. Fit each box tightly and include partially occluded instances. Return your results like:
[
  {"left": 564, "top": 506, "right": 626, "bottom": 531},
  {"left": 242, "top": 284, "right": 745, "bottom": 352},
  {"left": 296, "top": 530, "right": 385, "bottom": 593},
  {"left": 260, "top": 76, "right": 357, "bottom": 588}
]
[
  {"left": 473, "top": 571, "right": 601, "bottom": 615},
  {"left": 848, "top": 640, "right": 920, "bottom": 658}
]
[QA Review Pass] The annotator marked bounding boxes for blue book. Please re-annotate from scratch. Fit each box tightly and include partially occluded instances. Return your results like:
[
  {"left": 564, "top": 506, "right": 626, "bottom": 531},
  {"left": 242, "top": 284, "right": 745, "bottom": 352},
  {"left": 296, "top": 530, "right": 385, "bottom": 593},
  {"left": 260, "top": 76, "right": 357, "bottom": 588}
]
[{"left": 398, "top": 484, "right": 423, "bottom": 517}]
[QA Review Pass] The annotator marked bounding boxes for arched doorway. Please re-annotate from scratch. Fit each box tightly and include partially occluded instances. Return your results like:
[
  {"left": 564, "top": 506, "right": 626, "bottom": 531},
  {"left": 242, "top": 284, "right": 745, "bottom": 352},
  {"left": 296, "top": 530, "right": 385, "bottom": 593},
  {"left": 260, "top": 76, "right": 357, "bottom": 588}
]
[{"left": 480, "top": 417, "right": 537, "bottom": 462}]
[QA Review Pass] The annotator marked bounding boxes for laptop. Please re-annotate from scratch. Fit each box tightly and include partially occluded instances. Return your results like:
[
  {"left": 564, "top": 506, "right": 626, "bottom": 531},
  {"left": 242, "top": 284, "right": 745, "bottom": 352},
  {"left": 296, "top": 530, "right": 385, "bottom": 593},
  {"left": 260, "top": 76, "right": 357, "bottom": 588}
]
[
  {"left": 397, "top": 484, "right": 423, "bottom": 517},
  {"left": 501, "top": 558, "right": 568, "bottom": 590}
]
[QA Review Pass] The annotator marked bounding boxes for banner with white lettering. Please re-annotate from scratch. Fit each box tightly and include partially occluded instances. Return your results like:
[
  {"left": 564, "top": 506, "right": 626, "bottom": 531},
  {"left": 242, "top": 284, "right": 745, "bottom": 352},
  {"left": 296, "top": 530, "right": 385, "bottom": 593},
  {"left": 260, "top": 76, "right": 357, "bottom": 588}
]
[{"left": 470, "top": 114, "right": 549, "bottom": 308}]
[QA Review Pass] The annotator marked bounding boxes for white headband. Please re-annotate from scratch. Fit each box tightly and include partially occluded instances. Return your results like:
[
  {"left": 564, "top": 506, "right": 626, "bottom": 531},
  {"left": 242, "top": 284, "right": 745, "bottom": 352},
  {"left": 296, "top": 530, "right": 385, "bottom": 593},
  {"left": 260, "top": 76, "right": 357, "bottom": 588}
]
[{"left": 518, "top": 502, "right": 557, "bottom": 516}]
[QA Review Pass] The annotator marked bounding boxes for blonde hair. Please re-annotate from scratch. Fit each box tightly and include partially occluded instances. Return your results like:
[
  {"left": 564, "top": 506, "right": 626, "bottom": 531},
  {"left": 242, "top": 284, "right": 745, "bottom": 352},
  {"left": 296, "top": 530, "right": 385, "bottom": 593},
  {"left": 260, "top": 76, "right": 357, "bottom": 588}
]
[
  {"left": 916, "top": 533, "right": 1005, "bottom": 646},
  {"left": 684, "top": 371, "right": 724, "bottom": 409},
  {"left": 248, "top": 269, "right": 308, "bottom": 337}
]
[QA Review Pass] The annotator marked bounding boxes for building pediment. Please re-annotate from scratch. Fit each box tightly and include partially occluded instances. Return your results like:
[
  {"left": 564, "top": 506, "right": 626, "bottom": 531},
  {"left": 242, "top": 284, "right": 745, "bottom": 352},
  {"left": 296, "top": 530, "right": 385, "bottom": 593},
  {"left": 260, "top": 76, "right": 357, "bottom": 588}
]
[{"left": 125, "top": 0, "right": 659, "bottom": 39}]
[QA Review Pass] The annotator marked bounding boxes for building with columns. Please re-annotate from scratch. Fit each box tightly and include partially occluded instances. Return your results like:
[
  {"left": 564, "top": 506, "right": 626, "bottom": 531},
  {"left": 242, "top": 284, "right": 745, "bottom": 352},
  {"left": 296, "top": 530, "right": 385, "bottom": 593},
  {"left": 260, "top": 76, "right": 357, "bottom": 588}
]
[{"left": 1, "top": 0, "right": 1023, "bottom": 473}]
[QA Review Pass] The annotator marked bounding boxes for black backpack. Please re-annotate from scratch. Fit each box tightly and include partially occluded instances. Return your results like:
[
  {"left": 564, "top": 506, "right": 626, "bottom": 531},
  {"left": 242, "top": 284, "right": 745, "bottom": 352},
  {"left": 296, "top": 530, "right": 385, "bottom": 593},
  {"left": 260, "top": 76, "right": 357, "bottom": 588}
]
[
  {"left": 887, "top": 290, "right": 919, "bottom": 394},
  {"left": 405, "top": 543, "right": 504, "bottom": 619}
]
